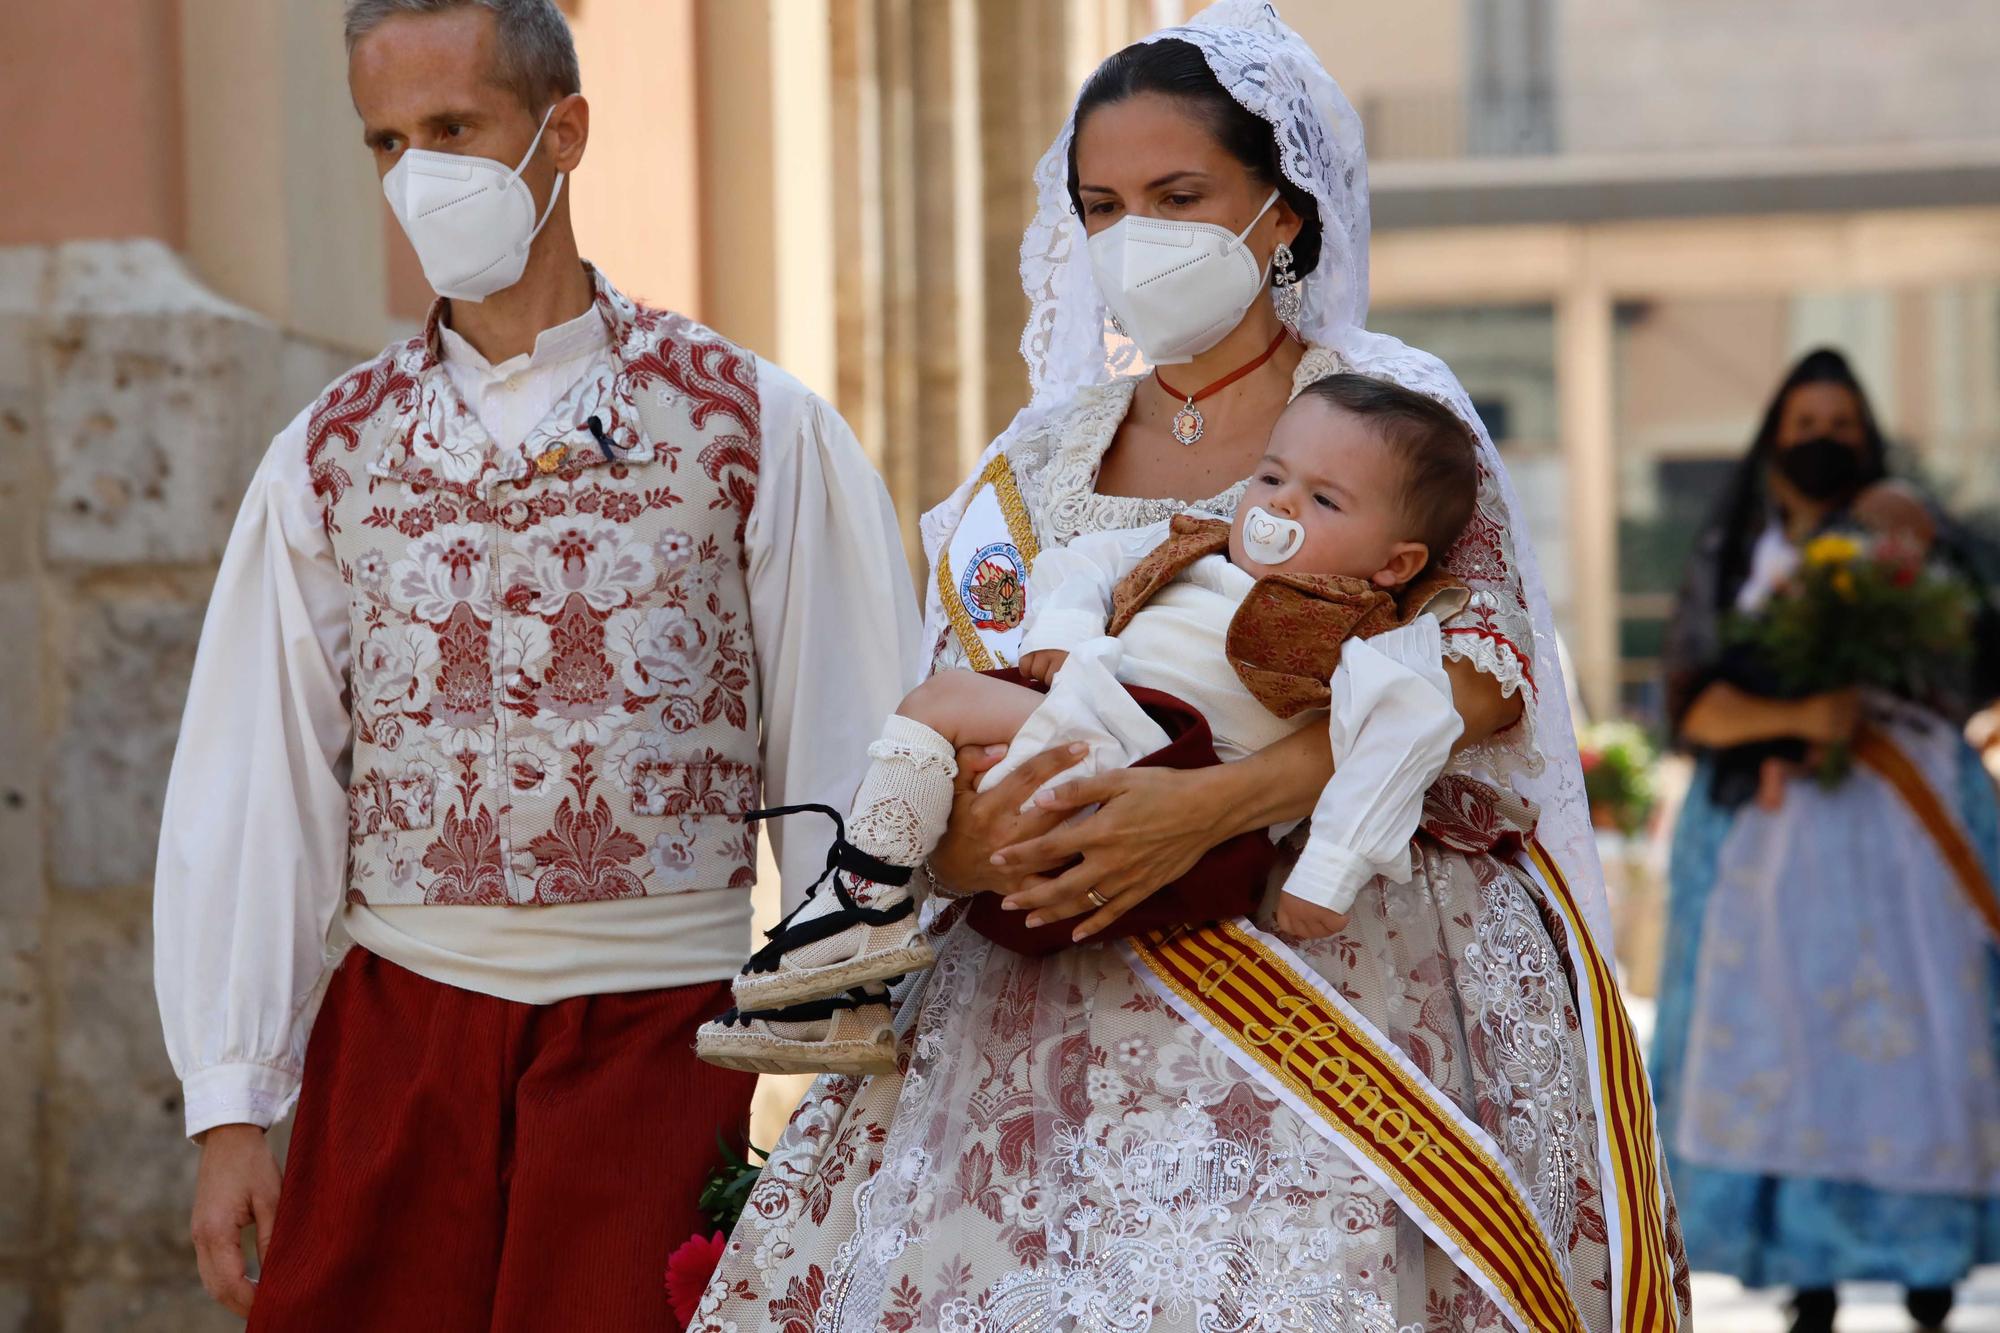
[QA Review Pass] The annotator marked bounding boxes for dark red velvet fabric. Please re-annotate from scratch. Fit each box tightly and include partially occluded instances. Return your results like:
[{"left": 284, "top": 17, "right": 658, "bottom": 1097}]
[
  {"left": 246, "top": 952, "right": 754, "bottom": 1333},
  {"left": 965, "top": 670, "right": 1279, "bottom": 956}
]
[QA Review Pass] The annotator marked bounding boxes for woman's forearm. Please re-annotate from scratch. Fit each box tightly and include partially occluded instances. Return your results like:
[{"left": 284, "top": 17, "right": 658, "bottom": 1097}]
[
  {"left": 1443, "top": 655, "right": 1525, "bottom": 752},
  {"left": 1678, "top": 681, "right": 1812, "bottom": 748},
  {"left": 1201, "top": 724, "right": 1333, "bottom": 836},
  {"left": 1209, "top": 656, "right": 1526, "bottom": 839}
]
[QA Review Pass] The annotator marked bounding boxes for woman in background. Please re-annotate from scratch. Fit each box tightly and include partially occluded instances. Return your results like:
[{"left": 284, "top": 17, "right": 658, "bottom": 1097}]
[{"left": 1654, "top": 347, "right": 2000, "bottom": 1333}]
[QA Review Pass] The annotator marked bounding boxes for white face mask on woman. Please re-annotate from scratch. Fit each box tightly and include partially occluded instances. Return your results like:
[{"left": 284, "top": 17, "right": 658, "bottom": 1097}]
[
  {"left": 1086, "top": 189, "right": 1279, "bottom": 365},
  {"left": 382, "top": 104, "right": 566, "bottom": 303}
]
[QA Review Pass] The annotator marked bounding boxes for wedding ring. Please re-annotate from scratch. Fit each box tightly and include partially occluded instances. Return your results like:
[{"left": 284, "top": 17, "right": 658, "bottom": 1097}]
[{"left": 1086, "top": 889, "right": 1109, "bottom": 908}]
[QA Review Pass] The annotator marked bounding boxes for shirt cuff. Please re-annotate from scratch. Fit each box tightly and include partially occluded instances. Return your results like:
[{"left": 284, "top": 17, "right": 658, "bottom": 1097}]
[
  {"left": 1018, "top": 610, "right": 1107, "bottom": 656},
  {"left": 182, "top": 1062, "right": 302, "bottom": 1140},
  {"left": 1283, "top": 840, "right": 1409, "bottom": 915}
]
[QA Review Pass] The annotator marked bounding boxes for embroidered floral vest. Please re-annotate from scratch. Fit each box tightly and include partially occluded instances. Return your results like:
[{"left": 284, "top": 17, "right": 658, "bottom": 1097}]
[{"left": 306, "top": 269, "right": 763, "bottom": 906}]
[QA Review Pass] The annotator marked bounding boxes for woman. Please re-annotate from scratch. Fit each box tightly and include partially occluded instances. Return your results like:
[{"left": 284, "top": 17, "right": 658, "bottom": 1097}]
[
  {"left": 697, "top": 5, "right": 1685, "bottom": 1329},
  {"left": 1653, "top": 348, "right": 2000, "bottom": 1333}
]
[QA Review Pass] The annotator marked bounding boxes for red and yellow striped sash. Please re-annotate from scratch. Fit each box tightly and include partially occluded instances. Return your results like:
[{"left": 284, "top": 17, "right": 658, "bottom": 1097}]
[
  {"left": 1523, "top": 840, "right": 1679, "bottom": 1331},
  {"left": 1852, "top": 723, "right": 2000, "bottom": 943},
  {"left": 1129, "top": 919, "right": 1588, "bottom": 1333}
]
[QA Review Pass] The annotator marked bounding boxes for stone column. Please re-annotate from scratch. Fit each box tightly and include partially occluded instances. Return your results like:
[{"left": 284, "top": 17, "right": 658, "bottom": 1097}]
[
  {"left": 1556, "top": 273, "right": 1620, "bottom": 719},
  {"left": 818, "top": 0, "right": 1156, "bottom": 534},
  {"left": 0, "top": 239, "right": 359, "bottom": 1331},
  {"left": 178, "top": 0, "right": 391, "bottom": 352}
]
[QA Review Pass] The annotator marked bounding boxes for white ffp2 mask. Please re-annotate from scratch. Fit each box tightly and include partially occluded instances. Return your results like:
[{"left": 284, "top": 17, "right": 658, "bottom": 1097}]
[
  {"left": 1087, "top": 190, "right": 1279, "bottom": 365},
  {"left": 382, "top": 104, "right": 566, "bottom": 303}
]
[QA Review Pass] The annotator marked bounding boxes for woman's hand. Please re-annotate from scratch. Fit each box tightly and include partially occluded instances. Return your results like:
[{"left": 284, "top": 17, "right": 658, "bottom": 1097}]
[
  {"left": 1794, "top": 687, "right": 1862, "bottom": 746},
  {"left": 992, "top": 765, "right": 1234, "bottom": 941},
  {"left": 924, "top": 743, "right": 1093, "bottom": 898}
]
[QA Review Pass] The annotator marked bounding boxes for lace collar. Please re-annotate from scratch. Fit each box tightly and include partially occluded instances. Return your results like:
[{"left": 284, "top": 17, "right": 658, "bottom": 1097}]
[{"left": 1037, "top": 342, "right": 1344, "bottom": 549}]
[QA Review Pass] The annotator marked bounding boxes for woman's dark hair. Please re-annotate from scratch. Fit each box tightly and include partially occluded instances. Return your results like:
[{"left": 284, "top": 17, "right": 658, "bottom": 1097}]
[
  {"left": 1066, "top": 38, "right": 1323, "bottom": 278},
  {"left": 1707, "top": 347, "right": 1888, "bottom": 604},
  {"left": 1293, "top": 373, "right": 1477, "bottom": 562}
]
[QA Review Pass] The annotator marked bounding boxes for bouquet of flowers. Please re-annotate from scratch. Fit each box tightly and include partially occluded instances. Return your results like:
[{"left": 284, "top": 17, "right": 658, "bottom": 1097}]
[
  {"left": 1730, "top": 531, "right": 1976, "bottom": 781},
  {"left": 1579, "top": 720, "right": 1659, "bottom": 835}
]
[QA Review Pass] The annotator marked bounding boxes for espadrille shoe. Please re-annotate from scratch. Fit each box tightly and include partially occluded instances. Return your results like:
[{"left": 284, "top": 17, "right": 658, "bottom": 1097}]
[
  {"left": 694, "top": 985, "right": 897, "bottom": 1076},
  {"left": 732, "top": 805, "right": 934, "bottom": 1010}
]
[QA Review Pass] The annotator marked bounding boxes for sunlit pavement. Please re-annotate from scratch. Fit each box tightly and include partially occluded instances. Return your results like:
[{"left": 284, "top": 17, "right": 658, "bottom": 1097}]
[
  {"left": 1692, "top": 1270, "right": 2000, "bottom": 1330},
  {"left": 1620, "top": 997, "right": 2000, "bottom": 1329}
]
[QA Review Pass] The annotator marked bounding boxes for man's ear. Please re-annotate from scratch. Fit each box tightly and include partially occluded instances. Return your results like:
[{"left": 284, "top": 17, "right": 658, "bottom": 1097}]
[
  {"left": 547, "top": 93, "right": 589, "bottom": 173},
  {"left": 1370, "top": 541, "right": 1429, "bottom": 588}
]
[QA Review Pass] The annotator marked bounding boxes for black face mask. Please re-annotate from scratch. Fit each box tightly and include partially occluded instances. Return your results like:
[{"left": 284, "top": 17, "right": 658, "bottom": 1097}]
[{"left": 1774, "top": 436, "right": 1866, "bottom": 502}]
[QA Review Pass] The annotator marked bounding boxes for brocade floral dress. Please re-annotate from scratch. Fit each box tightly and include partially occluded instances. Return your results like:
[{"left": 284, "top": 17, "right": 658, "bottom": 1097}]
[{"left": 694, "top": 348, "right": 1689, "bottom": 1333}]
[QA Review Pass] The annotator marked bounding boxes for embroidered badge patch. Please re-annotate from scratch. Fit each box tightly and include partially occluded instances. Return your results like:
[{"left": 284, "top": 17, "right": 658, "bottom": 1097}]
[
  {"left": 960, "top": 542, "right": 1027, "bottom": 632},
  {"left": 938, "top": 454, "right": 1039, "bottom": 670}
]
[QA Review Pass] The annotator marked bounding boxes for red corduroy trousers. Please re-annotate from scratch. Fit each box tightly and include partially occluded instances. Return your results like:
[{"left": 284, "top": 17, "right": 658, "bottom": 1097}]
[{"left": 246, "top": 950, "right": 754, "bottom": 1333}]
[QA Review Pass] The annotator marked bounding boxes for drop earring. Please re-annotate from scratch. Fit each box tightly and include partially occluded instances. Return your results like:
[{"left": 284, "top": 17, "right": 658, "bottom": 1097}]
[{"left": 1271, "top": 240, "right": 1303, "bottom": 330}]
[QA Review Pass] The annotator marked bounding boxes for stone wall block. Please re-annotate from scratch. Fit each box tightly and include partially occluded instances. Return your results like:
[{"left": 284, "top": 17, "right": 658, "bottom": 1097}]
[
  {"left": 49, "top": 906, "right": 194, "bottom": 1276},
  {"left": 0, "top": 952, "right": 44, "bottom": 1262},
  {"left": 48, "top": 589, "right": 208, "bottom": 893},
  {"left": 0, "top": 247, "right": 50, "bottom": 581},
  {"left": 61, "top": 1283, "right": 237, "bottom": 1333},
  {"left": 0, "top": 1284, "right": 31, "bottom": 1333},
  {"left": 0, "top": 582, "right": 44, "bottom": 936},
  {"left": 42, "top": 241, "right": 279, "bottom": 568}
]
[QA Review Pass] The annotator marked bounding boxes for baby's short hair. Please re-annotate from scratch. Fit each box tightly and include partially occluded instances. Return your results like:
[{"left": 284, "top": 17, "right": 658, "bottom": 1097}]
[{"left": 1291, "top": 372, "right": 1479, "bottom": 563}]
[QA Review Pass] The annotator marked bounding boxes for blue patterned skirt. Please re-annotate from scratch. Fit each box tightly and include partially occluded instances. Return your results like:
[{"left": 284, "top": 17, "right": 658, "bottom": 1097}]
[{"left": 1652, "top": 742, "right": 2000, "bottom": 1289}]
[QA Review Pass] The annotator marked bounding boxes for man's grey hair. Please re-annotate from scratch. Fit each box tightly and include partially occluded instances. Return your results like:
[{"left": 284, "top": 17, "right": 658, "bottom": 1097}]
[{"left": 343, "top": 0, "right": 581, "bottom": 108}]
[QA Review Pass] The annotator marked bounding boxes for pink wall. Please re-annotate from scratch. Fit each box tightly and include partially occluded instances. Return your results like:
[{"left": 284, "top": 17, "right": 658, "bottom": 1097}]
[{"left": 0, "top": 0, "right": 186, "bottom": 247}]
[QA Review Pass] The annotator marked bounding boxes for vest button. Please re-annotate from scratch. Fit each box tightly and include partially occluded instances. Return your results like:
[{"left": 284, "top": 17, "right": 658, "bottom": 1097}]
[{"left": 511, "top": 851, "right": 536, "bottom": 875}]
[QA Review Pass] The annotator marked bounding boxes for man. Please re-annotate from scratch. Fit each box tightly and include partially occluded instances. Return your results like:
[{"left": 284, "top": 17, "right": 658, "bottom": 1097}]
[{"left": 152, "top": 1, "right": 917, "bottom": 1326}]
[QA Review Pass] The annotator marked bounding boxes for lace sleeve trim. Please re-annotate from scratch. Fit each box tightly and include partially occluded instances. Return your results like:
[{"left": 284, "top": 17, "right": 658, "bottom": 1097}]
[{"left": 1441, "top": 625, "right": 1544, "bottom": 779}]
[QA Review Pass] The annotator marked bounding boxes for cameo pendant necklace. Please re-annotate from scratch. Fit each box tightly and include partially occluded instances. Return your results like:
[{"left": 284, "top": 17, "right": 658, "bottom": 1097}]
[{"left": 1153, "top": 328, "right": 1290, "bottom": 447}]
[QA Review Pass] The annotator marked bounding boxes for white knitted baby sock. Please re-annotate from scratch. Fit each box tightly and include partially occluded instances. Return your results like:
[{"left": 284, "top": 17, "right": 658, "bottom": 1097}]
[{"left": 844, "top": 715, "right": 960, "bottom": 879}]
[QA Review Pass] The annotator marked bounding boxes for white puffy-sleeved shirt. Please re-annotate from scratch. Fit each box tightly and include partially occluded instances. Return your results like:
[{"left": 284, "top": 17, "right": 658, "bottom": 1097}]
[
  {"left": 1016, "top": 516, "right": 1462, "bottom": 915},
  {"left": 155, "top": 305, "right": 920, "bottom": 1138}
]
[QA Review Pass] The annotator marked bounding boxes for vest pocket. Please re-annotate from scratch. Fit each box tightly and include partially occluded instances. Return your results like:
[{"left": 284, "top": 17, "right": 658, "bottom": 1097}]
[
  {"left": 615, "top": 758, "right": 760, "bottom": 890},
  {"left": 612, "top": 756, "right": 758, "bottom": 818},
  {"left": 348, "top": 768, "right": 440, "bottom": 842}
]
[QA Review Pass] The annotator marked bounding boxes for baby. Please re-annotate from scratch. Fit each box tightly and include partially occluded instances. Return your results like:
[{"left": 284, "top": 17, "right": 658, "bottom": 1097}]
[{"left": 698, "top": 373, "right": 1481, "bottom": 1075}]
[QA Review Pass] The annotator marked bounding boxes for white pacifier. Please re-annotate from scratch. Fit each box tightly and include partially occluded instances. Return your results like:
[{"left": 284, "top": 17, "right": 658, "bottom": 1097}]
[{"left": 1242, "top": 506, "right": 1305, "bottom": 565}]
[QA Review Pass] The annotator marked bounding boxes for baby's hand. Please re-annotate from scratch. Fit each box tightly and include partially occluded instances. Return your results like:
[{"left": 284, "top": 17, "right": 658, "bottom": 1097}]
[
  {"left": 1018, "top": 649, "right": 1069, "bottom": 685},
  {"left": 1853, "top": 480, "right": 1936, "bottom": 556},
  {"left": 1274, "top": 891, "right": 1349, "bottom": 941}
]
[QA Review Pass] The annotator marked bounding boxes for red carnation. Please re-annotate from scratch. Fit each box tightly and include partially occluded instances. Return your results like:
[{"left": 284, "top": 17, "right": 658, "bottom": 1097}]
[{"left": 665, "top": 1229, "right": 727, "bottom": 1324}]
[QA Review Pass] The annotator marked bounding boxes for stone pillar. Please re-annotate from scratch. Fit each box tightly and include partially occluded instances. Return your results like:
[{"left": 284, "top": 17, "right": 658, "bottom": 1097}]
[
  {"left": 178, "top": 0, "right": 391, "bottom": 352},
  {"left": 0, "top": 239, "right": 358, "bottom": 1331},
  {"left": 1557, "top": 274, "right": 1620, "bottom": 719},
  {"left": 817, "top": 0, "right": 1158, "bottom": 534},
  {"left": 564, "top": 0, "right": 705, "bottom": 319}
]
